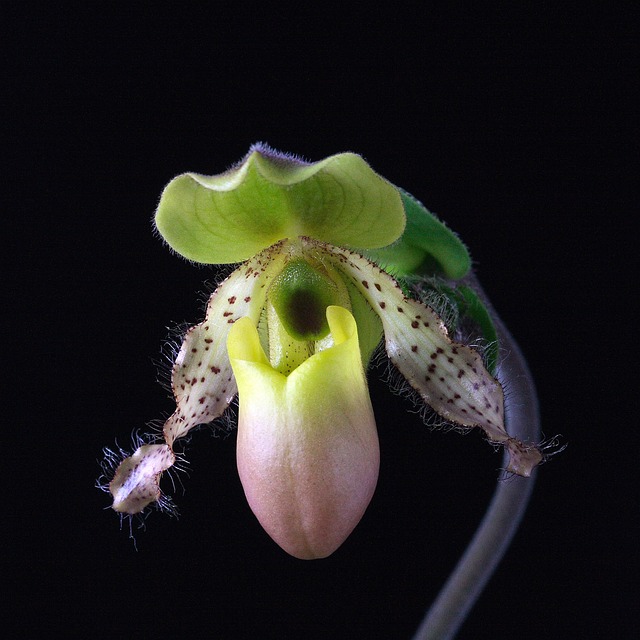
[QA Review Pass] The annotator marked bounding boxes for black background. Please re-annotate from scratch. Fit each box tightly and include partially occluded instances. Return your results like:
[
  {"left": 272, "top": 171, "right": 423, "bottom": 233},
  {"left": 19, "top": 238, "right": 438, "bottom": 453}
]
[{"left": 4, "top": 3, "right": 636, "bottom": 639}]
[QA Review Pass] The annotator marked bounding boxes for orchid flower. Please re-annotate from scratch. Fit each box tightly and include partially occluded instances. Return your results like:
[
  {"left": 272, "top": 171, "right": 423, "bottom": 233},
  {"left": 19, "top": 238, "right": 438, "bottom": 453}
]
[{"left": 103, "top": 144, "right": 542, "bottom": 560}]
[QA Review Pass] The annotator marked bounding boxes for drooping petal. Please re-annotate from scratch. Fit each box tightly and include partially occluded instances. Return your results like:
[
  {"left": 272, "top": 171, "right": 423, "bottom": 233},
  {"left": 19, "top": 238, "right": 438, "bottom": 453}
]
[
  {"left": 109, "top": 242, "right": 289, "bottom": 514},
  {"left": 228, "top": 306, "right": 380, "bottom": 559},
  {"left": 315, "top": 238, "right": 542, "bottom": 476},
  {"left": 155, "top": 145, "right": 405, "bottom": 264},
  {"left": 110, "top": 444, "right": 175, "bottom": 514},
  {"left": 163, "top": 241, "right": 289, "bottom": 445}
]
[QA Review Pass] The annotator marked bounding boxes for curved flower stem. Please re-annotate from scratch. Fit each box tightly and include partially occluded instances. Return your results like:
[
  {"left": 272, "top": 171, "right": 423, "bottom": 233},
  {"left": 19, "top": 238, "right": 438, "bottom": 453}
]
[{"left": 412, "top": 277, "right": 541, "bottom": 640}]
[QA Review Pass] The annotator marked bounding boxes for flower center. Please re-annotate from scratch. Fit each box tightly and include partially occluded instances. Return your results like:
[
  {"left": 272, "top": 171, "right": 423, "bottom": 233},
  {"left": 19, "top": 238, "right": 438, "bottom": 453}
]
[{"left": 269, "top": 259, "right": 341, "bottom": 341}]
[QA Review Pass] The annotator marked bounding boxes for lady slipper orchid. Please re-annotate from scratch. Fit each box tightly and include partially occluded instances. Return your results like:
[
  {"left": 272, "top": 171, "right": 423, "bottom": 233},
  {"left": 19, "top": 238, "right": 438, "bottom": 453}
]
[{"left": 104, "top": 144, "right": 542, "bottom": 559}]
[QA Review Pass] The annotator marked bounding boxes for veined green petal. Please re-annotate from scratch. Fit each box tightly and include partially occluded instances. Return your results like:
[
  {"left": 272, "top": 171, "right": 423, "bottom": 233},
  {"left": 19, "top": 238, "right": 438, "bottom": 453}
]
[
  {"left": 228, "top": 306, "right": 380, "bottom": 559},
  {"left": 315, "top": 238, "right": 542, "bottom": 477},
  {"left": 155, "top": 145, "right": 405, "bottom": 264},
  {"left": 362, "top": 190, "right": 471, "bottom": 279}
]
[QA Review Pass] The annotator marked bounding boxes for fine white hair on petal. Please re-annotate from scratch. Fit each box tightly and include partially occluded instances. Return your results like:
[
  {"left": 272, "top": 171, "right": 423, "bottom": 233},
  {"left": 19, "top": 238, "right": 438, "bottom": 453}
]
[
  {"left": 107, "top": 241, "right": 290, "bottom": 516},
  {"left": 311, "top": 238, "right": 542, "bottom": 476}
]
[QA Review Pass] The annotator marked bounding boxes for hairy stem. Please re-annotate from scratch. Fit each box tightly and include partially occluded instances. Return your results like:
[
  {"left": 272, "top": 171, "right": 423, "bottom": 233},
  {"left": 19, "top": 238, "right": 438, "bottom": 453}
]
[{"left": 412, "top": 276, "right": 540, "bottom": 639}]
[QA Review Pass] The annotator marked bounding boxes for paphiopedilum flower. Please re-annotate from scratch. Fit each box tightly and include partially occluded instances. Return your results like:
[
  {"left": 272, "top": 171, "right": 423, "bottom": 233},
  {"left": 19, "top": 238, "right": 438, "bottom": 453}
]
[{"left": 105, "top": 144, "right": 542, "bottom": 559}]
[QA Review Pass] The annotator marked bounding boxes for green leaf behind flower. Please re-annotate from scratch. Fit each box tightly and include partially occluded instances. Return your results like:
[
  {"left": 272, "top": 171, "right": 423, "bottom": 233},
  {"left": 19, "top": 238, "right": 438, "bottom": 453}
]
[{"left": 362, "top": 189, "right": 471, "bottom": 280}]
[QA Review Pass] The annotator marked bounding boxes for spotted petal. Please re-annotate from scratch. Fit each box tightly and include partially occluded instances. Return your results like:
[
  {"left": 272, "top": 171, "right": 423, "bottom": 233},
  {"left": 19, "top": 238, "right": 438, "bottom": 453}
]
[
  {"left": 315, "top": 238, "right": 542, "bottom": 476},
  {"left": 109, "top": 242, "right": 289, "bottom": 514},
  {"left": 110, "top": 444, "right": 175, "bottom": 514}
]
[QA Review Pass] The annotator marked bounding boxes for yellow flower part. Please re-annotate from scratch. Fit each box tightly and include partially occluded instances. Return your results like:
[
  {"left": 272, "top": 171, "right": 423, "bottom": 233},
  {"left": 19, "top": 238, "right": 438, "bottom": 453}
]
[{"left": 228, "top": 306, "right": 380, "bottom": 560}]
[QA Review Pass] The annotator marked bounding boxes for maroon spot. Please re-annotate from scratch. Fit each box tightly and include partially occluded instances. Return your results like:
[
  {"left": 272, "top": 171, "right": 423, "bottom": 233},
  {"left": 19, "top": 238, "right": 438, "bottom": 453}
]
[
  {"left": 228, "top": 296, "right": 237, "bottom": 304},
  {"left": 374, "top": 283, "right": 381, "bottom": 291},
  {"left": 436, "top": 348, "right": 444, "bottom": 354},
  {"left": 379, "top": 301, "right": 386, "bottom": 309},
  {"left": 452, "top": 347, "right": 459, "bottom": 354},
  {"left": 423, "top": 321, "right": 430, "bottom": 327},
  {"left": 411, "top": 321, "right": 419, "bottom": 328},
  {"left": 244, "top": 296, "right": 251, "bottom": 302},
  {"left": 397, "top": 307, "right": 404, "bottom": 313},
  {"left": 362, "top": 280, "right": 369, "bottom": 288},
  {"left": 227, "top": 318, "right": 235, "bottom": 323},
  {"left": 205, "top": 338, "right": 213, "bottom": 344},
  {"left": 430, "top": 352, "right": 438, "bottom": 360},
  {"left": 211, "top": 366, "right": 220, "bottom": 374},
  {"left": 425, "top": 376, "right": 431, "bottom": 382},
  {"left": 411, "top": 345, "right": 418, "bottom": 353},
  {"left": 428, "top": 364, "right": 437, "bottom": 373},
  {"left": 199, "top": 397, "right": 205, "bottom": 404},
  {"left": 458, "top": 369, "right": 465, "bottom": 378},
  {"left": 223, "top": 311, "right": 233, "bottom": 317},
  {"left": 201, "top": 377, "right": 206, "bottom": 382},
  {"left": 191, "top": 348, "right": 197, "bottom": 353}
]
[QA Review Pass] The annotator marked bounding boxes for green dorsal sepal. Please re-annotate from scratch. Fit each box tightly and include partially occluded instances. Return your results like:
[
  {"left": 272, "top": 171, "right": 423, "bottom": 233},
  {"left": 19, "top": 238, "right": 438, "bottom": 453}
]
[
  {"left": 155, "top": 144, "right": 406, "bottom": 264},
  {"left": 269, "top": 259, "right": 342, "bottom": 341}
]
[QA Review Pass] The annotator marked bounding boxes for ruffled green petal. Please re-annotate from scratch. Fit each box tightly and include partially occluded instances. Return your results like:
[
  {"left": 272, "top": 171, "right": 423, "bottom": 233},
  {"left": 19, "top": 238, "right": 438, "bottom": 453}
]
[
  {"left": 362, "top": 190, "right": 471, "bottom": 279},
  {"left": 155, "top": 145, "right": 405, "bottom": 264}
]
